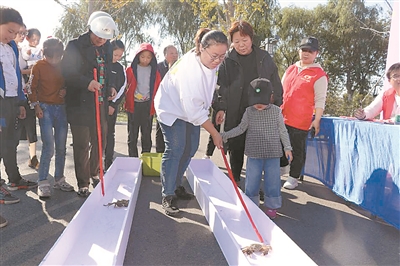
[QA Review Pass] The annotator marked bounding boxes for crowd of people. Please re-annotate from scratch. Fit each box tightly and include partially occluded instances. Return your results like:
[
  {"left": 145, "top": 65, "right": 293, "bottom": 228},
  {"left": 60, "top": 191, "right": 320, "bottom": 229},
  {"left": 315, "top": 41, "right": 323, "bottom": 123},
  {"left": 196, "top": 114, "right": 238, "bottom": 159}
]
[{"left": 1, "top": 5, "right": 399, "bottom": 228}]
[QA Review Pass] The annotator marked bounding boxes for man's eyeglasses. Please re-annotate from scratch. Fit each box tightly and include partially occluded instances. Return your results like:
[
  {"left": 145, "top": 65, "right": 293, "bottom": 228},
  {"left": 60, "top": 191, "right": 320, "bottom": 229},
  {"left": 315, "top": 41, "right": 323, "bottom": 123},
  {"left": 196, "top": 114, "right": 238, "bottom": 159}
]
[
  {"left": 390, "top": 75, "right": 400, "bottom": 81},
  {"left": 17, "top": 31, "right": 28, "bottom": 36},
  {"left": 204, "top": 48, "right": 225, "bottom": 62}
]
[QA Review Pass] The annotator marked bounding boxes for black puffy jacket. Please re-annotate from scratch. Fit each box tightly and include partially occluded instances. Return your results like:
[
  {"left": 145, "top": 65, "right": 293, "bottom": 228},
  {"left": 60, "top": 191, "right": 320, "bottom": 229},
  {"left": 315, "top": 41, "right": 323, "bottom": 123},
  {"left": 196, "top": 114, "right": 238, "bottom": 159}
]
[{"left": 214, "top": 45, "right": 283, "bottom": 149}]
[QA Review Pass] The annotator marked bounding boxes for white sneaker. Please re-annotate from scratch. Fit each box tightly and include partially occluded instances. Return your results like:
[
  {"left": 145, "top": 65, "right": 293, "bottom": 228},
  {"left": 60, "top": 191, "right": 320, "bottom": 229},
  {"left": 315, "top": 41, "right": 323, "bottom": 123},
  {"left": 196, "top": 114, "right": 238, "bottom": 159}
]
[
  {"left": 38, "top": 181, "right": 51, "bottom": 198},
  {"left": 283, "top": 176, "right": 298, "bottom": 190}
]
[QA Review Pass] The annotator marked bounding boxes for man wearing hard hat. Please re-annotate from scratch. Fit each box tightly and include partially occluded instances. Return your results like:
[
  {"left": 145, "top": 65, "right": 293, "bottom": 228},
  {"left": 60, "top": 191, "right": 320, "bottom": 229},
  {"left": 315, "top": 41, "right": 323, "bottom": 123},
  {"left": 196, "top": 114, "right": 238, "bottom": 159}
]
[{"left": 61, "top": 11, "right": 118, "bottom": 197}]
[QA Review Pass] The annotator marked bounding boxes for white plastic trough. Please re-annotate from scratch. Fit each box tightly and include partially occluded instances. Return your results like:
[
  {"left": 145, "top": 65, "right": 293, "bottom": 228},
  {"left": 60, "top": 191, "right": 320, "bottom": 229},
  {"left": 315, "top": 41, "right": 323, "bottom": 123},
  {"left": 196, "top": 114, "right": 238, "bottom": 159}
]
[
  {"left": 187, "top": 159, "right": 316, "bottom": 266},
  {"left": 40, "top": 157, "right": 142, "bottom": 266}
]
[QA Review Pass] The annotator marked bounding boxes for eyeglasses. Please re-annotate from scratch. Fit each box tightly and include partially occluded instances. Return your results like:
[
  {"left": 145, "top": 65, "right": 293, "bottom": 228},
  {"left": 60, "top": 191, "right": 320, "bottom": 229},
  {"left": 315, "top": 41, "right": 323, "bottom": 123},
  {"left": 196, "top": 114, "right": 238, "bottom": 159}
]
[
  {"left": 204, "top": 48, "right": 225, "bottom": 62},
  {"left": 301, "top": 48, "right": 314, "bottom": 53},
  {"left": 17, "top": 31, "right": 28, "bottom": 36},
  {"left": 390, "top": 75, "right": 400, "bottom": 81}
]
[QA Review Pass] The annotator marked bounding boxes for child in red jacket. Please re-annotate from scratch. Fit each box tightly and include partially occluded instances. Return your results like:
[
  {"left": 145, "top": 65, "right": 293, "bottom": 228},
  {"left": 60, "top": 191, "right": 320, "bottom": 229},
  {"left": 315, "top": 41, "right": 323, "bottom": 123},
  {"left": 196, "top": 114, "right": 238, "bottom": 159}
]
[{"left": 125, "top": 43, "right": 161, "bottom": 157}]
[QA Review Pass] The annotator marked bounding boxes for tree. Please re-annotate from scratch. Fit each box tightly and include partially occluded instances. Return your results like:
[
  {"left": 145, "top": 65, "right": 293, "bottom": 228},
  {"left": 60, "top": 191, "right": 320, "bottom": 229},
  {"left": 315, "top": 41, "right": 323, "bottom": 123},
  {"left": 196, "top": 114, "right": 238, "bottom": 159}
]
[
  {"left": 148, "top": 0, "right": 201, "bottom": 54},
  {"left": 273, "top": 0, "right": 389, "bottom": 116}
]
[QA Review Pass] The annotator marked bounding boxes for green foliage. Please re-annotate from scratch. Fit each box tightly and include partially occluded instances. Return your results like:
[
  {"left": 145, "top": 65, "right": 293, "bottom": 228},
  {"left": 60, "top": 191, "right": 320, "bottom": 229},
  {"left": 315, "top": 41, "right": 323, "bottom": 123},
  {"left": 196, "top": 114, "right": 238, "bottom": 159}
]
[{"left": 53, "top": 0, "right": 390, "bottom": 117}]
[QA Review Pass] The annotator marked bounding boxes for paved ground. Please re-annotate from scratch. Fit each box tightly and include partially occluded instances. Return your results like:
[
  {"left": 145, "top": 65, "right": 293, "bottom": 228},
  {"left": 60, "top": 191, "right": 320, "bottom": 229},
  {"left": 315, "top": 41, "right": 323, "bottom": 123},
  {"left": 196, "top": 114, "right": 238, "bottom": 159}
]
[{"left": 0, "top": 123, "right": 399, "bottom": 266}]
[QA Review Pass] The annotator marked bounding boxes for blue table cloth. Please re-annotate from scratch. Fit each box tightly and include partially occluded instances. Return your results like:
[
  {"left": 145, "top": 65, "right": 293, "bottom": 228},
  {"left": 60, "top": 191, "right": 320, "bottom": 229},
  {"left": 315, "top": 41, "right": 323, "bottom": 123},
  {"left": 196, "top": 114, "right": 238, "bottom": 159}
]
[{"left": 304, "top": 117, "right": 400, "bottom": 229}]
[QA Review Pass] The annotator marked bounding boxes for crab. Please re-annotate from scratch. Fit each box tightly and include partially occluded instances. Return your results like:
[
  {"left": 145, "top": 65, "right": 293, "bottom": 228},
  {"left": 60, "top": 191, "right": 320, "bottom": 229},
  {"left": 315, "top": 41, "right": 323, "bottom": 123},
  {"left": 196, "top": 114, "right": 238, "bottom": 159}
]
[
  {"left": 241, "top": 243, "right": 272, "bottom": 256},
  {"left": 103, "top": 199, "right": 129, "bottom": 208}
]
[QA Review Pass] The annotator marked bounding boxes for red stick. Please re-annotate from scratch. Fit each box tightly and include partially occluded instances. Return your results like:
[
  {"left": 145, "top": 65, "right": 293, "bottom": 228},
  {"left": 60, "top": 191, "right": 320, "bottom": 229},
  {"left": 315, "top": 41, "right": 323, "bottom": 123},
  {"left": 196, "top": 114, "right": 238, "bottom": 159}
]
[
  {"left": 220, "top": 149, "right": 264, "bottom": 243},
  {"left": 93, "top": 68, "right": 105, "bottom": 196}
]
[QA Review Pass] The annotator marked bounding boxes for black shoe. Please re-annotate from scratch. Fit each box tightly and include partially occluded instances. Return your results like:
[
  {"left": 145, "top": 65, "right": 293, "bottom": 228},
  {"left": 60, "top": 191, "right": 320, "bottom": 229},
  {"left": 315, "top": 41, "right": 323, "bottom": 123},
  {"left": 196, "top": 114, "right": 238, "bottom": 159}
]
[
  {"left": 92, "top": 176, "right": 100, "bottom": 188},
  {"left": 28, "top": 155, "right": 40, "bottom": 170},
  {"left": 162, "top": 195, "right": 179, "bottom": 215},
  {"left": 174, "top": 186, "right": 195, "bottom": 200},
  {"left": 77, "top": 187, "right": 90, "bottom": 197},
  {"left": 0, "top": 215, "right": 8, "bottom": 228}
]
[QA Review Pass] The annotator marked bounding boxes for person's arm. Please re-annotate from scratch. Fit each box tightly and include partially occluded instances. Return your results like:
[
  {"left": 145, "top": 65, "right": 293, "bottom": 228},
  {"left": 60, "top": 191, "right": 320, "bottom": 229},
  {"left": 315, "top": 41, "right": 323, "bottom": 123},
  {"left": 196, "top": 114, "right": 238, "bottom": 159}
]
[
  {"left": 61, "top": 41, "right": 93, "bottom": 91},
  {"left": 220, "top": 109, "right": 249, "bottom": 141},
  {"left": 202, "top": 119, "right": 223, "bottom": 149},
  {"left": 311, "top": 75, "right": 328, "bottom": 135}
]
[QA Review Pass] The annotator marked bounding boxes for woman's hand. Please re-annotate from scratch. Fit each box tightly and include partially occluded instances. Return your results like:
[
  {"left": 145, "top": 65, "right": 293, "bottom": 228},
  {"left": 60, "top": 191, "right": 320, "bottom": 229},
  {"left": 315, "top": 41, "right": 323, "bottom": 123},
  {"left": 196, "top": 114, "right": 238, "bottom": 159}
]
[
  {"left": 354, "top": 108, "right": 366, "bottom": 120},
  {"left": 212, "top": 132, "right": 223, "bottom": 149},
  {"left": 215, "top": 110, "right": 225, "bottom": 125}
]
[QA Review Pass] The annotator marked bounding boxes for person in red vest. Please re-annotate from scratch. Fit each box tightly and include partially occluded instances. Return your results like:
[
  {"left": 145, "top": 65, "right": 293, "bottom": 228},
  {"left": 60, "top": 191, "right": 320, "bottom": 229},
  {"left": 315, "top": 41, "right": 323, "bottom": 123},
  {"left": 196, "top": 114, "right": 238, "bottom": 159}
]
[
  {"left": 354, "top": 63, "right": 400, "bottom": 122},
  {"left": 280, "top": 36, "right": 329, "bottom": 190}
]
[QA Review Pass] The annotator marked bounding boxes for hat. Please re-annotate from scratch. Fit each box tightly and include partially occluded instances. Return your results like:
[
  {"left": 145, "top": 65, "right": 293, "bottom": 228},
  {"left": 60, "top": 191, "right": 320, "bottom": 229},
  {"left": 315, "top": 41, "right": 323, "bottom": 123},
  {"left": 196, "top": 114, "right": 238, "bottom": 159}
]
[
  {"left": 248, "top": 78, "right": 273, "bottom": 106},
  {"left": 299, "top": 37, "right": 319, "bottom": 51}
]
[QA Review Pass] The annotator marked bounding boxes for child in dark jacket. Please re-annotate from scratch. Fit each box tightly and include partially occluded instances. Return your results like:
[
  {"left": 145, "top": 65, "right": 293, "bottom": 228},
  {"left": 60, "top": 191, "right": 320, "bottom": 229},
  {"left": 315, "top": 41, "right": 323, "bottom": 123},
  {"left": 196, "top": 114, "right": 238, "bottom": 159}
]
[
  {"left": 105, "top": 39, "right": 126, "bottom": 169},
  {"left": 125, "top": 43, "right": 161, "bottom": 157}
]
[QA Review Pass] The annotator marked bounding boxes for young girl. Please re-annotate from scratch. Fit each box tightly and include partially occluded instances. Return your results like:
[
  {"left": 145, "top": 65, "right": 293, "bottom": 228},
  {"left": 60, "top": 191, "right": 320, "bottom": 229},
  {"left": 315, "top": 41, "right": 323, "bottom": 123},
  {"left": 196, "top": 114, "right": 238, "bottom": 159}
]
[
  {"left": 104, "top": 39, "right": 126, "bottom": 170},
  {"left": 221, "top": 78, "right": 293, "bottom": 219},
  {"left": 28, "top": 37, "right": 74, "bottom": 198},
  {"left": 125, "top": 43, "right": 161, "bottom": 157},
  {"left": 154, "top": 29, "right": 228, "bottom": 216}
]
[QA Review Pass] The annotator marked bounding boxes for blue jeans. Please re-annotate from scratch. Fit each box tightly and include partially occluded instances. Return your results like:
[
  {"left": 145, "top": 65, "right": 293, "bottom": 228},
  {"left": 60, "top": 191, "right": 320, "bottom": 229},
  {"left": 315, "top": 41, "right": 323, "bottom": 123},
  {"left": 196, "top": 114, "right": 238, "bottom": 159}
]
[
  {"left": 159, "top": 119, "right": 200, "bottom": 196},
  {"left": 245, "top": 157, "right": 282, "bottom": 209},
  {"left": 38, "top": 103, "right": 68, "bottom": 182}
]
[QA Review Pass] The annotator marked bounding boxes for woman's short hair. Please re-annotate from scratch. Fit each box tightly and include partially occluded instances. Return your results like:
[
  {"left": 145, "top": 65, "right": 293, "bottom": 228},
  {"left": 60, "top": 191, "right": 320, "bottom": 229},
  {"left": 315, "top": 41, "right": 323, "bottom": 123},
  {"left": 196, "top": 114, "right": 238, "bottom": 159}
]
[
  {"left": 386, "top": 63, "right": 400, "bottom": 80},
  {"left": 228, "top": 20, "right": 254, "bottom": 41}
]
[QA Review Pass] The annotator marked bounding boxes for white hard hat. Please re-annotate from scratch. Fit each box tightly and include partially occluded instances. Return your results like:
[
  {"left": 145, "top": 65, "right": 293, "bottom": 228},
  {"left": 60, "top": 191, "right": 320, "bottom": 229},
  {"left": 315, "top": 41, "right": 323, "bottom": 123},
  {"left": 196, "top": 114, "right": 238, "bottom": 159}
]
[
  {"left": 87, "top": 11, "right": 112, "bottom": 26},
  {"left": 89, "top": 15, "right": 118, "bottom": 39}
]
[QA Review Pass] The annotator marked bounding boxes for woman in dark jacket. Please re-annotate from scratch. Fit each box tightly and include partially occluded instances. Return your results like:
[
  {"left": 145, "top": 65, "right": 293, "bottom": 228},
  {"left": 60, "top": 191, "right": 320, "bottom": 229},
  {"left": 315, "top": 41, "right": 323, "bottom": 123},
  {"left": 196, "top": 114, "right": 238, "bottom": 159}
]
[
  {"left": 61, "top": 12, "right": 117, "bottom": 196},
  {"left": 214, "top": 20, "right": 283, "bottom": 185}
]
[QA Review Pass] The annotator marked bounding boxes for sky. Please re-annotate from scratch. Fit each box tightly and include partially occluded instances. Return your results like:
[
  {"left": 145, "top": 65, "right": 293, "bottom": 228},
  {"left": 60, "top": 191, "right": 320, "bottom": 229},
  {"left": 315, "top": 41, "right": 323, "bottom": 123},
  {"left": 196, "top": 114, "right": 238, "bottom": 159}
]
[{"left": 3, "top": 0, "right": 393, "bottom": 60}]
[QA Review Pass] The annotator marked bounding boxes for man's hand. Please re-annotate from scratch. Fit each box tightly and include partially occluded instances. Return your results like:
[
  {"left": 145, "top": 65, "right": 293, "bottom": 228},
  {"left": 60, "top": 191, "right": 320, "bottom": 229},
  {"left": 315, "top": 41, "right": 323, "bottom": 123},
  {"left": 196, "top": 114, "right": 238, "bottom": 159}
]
[
  {"left": 108, "top": 87, "right": 117, "bottom": 101},
  {"left": 109, "top": 106, "right": 115, "bottom": 116},
  {"left": 88, "top": 80, "right": 102, "bottom": 92}
]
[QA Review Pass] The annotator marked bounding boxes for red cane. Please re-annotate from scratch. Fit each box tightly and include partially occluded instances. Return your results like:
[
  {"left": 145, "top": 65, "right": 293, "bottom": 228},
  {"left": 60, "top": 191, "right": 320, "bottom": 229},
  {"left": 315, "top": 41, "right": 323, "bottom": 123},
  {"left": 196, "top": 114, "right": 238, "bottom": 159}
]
[
  {"left": 220, "top": 149, "right": 264, "bottom": 244},
  {"left": 93, "top": 68, "right": 105, "bottom": 196}
]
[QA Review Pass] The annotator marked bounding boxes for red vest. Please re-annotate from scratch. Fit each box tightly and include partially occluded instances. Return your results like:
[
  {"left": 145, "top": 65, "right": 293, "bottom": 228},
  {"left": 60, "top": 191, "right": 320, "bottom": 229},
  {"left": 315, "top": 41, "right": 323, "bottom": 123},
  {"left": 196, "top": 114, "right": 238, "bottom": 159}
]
[
  {"left": 281, "top": 65, "right": 327, "bottom": 130},
  {"left": 382, "top": 88, "right": 396, "bottom": 119}
]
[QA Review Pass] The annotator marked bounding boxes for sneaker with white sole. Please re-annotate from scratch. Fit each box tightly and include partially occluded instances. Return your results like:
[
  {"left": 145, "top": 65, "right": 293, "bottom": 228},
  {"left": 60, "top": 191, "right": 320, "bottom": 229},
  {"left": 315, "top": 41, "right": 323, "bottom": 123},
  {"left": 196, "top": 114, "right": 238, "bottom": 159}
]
[
  {"left": 53, "top": 177, "right": 74, "bottom": 192},
  {"left": 283, "top": 176, "right": 298, "bottom": 190},
  {"left": 38, "top": 181, "right": 51, "bottom": 198},
  {"left": 77, "top": 187, "right": 90, "bottom": 197},
  {"left": 0, "top": 215, "right": 8, "bottom": 228}
]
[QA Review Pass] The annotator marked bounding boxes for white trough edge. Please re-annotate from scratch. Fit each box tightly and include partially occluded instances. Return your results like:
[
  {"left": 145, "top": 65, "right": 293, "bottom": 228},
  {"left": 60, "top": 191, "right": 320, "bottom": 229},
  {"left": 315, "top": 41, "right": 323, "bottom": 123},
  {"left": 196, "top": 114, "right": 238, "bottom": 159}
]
[
  {"left": 187, "top": 159, "right": 317, "bottom": 266},
  {"left": 40, "top": 157, "right": 142, "bottom": 266}
]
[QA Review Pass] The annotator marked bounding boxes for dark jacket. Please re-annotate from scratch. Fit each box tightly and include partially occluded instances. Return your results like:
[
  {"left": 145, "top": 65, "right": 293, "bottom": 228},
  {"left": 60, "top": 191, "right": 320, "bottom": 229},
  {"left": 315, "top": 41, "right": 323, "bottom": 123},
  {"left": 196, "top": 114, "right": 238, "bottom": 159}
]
[
  {"left": 109, "top": 61, "right": 126, "bottom": 109},
  {"left": 215, "top": 45, "right": 283, "bottom": 149},
  {"left": 157, "top": 60, "right": 169, "bottom": 79},
  {"left": 61, "top": 31, "right": 115, "bottom": 126}
]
